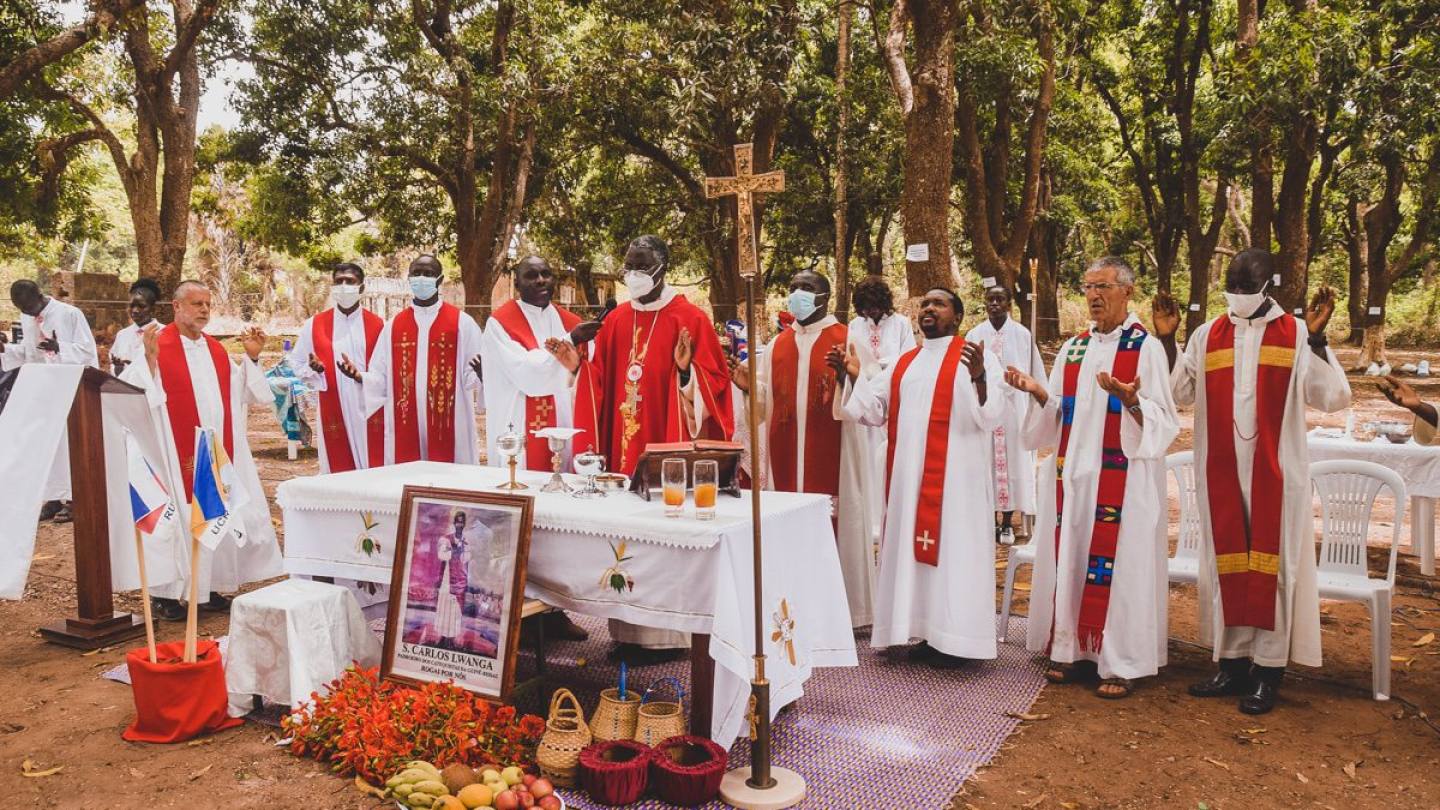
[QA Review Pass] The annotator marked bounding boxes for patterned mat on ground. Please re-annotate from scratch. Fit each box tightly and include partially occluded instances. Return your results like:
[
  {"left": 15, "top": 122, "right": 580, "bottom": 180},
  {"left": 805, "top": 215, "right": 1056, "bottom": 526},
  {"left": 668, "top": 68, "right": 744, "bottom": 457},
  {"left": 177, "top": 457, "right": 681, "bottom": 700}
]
[{"left": 517, "top": 616, "right": 1046, "bottom": 809}]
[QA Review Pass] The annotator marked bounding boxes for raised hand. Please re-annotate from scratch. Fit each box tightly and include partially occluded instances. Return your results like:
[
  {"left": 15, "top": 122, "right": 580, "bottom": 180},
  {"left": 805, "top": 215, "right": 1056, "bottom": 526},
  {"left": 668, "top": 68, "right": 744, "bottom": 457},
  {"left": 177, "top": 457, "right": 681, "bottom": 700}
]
[
  {"left": 468, "top": 354, "right": 483, "bottom": 383},
  {"left": 142, "top": 322, "right": 160, "bottom": 372},
  {"left": 546, "top": 337, "right": 580, "bottom": 372},
  {"left": 674, "top": 327, "right": 693, "bottom": 371},
  {"left": 1152, "top": 291, "right": 1181, "bottom": 339},
  {"left": 1097, "top": 370, "right": 1142, "bottom": 409},
  {"left": 240, "top": 327, "right": 266, "bottom": 361},
  {"left": 826, "top": 343, "right": 859, "bottom": 382},
  {"left": 1378, "top": 374, "right": 1423, "bottom": 412},
  {"left": 308, "top": 352, "right": 325, "bottom": 374},
  {"left": 337, "top": 352, "right": 362, "bottom": 382},
  {"left": 1306, "top": 285, "right": 1336, "bottom": 336},
  {"left": 1004, "top": 365, "right": 1048, "bottom": 405},
  {"left": 728, "top": 354, "right": 750, "bottom": 392},
  {"left": 569, "top": 320, "right": 602, "bottom": 345},
  {"left": 962, "top": 339, "right": 986, "bottom": 381}
]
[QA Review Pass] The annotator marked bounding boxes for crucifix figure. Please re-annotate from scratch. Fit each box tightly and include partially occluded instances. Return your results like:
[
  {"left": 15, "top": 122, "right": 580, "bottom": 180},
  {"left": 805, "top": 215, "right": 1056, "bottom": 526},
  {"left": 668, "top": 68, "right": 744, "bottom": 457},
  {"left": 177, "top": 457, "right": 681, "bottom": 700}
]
[{"left": 705, "top": 143, "right": 785, "bottom": 279}]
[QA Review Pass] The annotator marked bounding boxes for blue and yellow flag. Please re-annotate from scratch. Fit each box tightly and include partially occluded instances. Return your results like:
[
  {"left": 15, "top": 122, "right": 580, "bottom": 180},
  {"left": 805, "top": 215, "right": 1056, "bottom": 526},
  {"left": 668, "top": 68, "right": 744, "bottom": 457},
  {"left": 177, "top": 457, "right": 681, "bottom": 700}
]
[{"left": 189, "top": 428, "right": 244, "bottom": 549}]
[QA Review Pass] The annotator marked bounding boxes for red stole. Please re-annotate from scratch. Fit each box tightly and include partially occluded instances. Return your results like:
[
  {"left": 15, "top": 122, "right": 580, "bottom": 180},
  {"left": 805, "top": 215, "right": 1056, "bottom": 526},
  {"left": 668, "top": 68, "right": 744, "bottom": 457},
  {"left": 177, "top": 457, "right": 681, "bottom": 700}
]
[
  {"left": 156, "top": 323, "right": 233, "bottom": 500},
  {"left": 490, "top": 299, "right": 582, "bottom": 470},
  {"left": 768, "top": 322, "right": 846, "bottom": 495},
  {"left": 390, "top": 303, "right": 462, "bottom": 463},
  {"left": 312, "top": 308, "right": 385, "bottom": 472},
  {"left": 882, "top": 336, "right": 967, "bottom": 567},
  {"left": 1202, "top": 313, "right": 1296, "bottom": 631},
  {"left": 1054, "top": 324, "right": 1147, "bottom": 653}
]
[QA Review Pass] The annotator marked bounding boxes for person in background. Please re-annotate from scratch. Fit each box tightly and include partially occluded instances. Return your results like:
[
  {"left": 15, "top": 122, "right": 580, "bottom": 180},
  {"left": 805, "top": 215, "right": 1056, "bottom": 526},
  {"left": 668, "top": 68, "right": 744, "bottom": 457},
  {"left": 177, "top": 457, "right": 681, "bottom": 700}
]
[
  {"left": 1378, "top": 375, "right": 1439, "bottom": 445},
  {"left": 110, "top": 278, "right": 162, "bottom": 374}
]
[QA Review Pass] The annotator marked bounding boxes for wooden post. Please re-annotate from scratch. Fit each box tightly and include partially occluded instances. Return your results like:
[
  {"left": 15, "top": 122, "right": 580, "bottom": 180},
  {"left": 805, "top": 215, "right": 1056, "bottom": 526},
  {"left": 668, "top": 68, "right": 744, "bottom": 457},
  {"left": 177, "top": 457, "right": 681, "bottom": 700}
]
[{"left": 134, "top": 528, "right": 157, "bottom": 662}]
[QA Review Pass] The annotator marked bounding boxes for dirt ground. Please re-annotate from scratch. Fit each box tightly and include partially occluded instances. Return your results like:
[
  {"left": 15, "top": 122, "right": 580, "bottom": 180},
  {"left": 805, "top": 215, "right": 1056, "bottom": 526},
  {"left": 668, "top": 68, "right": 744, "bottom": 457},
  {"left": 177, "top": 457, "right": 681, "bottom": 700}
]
[{"left": 2, "top": 347, "right": 1438, "bottom": 809}]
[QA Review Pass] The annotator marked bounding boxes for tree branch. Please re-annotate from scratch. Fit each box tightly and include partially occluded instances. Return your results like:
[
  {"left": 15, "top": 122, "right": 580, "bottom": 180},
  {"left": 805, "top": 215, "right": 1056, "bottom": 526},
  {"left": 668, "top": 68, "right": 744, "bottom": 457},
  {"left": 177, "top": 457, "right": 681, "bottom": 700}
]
[
  {"left": 0, "top": 0, "right": 145, "bottom": 98},
  {"left": 619, "top": 130, "right": 703, "bottom": 197},
  {"left": 881, "top": 0, "right": 914, "bottom": 115},
  {"left": 34, "top": 81, "right": 132, "bottom": 190},
  {"left": 161, "top": 0, "right": 222, "bottom": 82}
]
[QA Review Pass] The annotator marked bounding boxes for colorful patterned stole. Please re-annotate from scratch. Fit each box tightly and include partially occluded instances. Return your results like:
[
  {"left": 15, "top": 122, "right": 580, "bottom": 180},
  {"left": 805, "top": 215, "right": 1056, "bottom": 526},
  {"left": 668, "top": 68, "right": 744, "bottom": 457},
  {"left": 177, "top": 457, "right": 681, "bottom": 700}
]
[
  {"left": 1054, "top": 323, "right": 1146, "bottom": 652},
  {"left": 884, "top": 336, "right": 968, "bottom": 566},
  {"left": 391, "top": 303, "right": 462, "bottom": 463},
  {"left": 312, "top": 308, "right": 385, "bottom": 472},
  {"left": 490, "top": 300, "right": 582, "bottom": 470},
  {"left": 1202, "top": 313, "right": 1297, "bottom": 630}
]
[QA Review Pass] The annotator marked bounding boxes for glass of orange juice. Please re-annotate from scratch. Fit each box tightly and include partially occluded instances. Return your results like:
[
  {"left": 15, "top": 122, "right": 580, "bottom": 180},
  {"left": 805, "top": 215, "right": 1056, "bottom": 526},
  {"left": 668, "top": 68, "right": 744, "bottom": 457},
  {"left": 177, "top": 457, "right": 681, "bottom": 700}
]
[
  {"left": 693, "top": 459, "right": 718, "bottom": 520},
  {"left": 662, "top": 457, "right": 687, "bottom": 518}
]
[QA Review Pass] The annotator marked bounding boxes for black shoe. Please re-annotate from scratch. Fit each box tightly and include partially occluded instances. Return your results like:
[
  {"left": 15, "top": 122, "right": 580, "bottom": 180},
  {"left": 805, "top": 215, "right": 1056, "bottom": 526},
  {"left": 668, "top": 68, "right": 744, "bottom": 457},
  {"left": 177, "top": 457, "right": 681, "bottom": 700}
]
[
  {"left": 907, "top": 641, "right": 940, "bottom": 661},
  {"left": 51, "top": 502, "right": 73, "bottom": 524},
  {"left": 152, "top": 598, "right": 186, "bottom": 622},
  {"left": 1189, "top": 657, "right": 1254, "bottom": 698},
  {"left": 199, "top": 593, "right": 232, "bottom": 613},
  {"left": 543, "top": 611, "right": 590, "bottom": 642},
  {"left": 1239, "top": 666, "right": 1283, "bottom": 715},
  {"left": 39, "top": 501, "right": 63, "bottom": 521}
]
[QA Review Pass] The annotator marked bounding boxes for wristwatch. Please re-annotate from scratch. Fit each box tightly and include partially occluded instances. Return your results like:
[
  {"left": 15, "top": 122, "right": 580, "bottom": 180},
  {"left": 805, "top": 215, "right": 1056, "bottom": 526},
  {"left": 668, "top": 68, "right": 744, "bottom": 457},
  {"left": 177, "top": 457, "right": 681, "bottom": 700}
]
[
  {"left": 1307, "top": 331, "right": 1328, "bottom": 349},
  {"left": 1126, "top": 402, "right": 1143, "bottom": 416}
]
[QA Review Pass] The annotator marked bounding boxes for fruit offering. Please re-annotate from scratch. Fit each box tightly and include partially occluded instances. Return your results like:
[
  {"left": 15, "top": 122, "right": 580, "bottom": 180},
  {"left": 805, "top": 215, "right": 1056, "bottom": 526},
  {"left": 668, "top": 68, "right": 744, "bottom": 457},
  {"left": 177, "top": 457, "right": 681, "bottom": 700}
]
[{"left": 383, "top": 761, "right": 560, "bottom": 809}]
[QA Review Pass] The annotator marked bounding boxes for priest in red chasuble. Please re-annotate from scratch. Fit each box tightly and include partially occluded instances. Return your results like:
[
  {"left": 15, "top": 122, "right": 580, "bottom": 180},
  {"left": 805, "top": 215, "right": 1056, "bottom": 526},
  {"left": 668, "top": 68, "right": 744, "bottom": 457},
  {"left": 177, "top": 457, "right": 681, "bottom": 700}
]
[
  {"left": 549, "top": 235, "right": 731, "bottom": 656},
  {"left": 286, "top": 262, "right": 385, "bottom": 473},
  {"left": 733, "top": 270, "right": 873, "bottom": 627},
  {"left": 340, "top": 255, "right": 485, "bottom": 465},
  {"left": 1158, "top": 248, "right": 1350, "bottom": 715},
  {"left": 837, "top": 287, "right": 1004, "bottom": 667}
]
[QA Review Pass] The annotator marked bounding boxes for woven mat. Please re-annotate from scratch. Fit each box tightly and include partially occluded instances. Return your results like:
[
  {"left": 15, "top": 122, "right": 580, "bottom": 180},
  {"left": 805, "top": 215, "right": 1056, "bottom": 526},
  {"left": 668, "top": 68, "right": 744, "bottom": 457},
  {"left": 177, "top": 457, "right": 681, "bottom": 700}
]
[{"left": 519, "top": 616, "right": 1047, "bottom": 809}]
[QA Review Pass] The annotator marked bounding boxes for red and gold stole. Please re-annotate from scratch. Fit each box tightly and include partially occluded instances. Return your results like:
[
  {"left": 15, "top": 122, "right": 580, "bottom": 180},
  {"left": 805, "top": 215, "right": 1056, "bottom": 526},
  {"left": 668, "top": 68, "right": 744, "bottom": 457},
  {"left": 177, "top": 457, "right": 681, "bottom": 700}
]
[
  {"left": 1054, "top": 324, "right": 1146, "bottom": 653},
  {"left": 768, "top": 322, "right": 847, "bottom": 496},
  {"left": 156, "top": 323, "right": 232, "bottom": 499},
  {"left": 1202, "top": 313, "right": 1296, "bottom": 630},
  {"left": 883, "top": 336, "right": 967, "bottom": 567},
  {"left": 490, "top": 299, "right": 582, "bottom": 470},
  {"left": 312, "top": 308, "right": 385, "bottom": 472},
  {"left": 390, "top": 303, "right": 462, "bottom": 463}
]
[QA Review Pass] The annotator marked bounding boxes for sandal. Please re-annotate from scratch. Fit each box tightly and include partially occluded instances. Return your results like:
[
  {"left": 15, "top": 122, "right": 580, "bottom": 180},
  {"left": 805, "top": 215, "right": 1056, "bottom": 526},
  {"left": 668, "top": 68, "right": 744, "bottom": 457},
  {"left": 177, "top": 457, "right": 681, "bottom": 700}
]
[
  {"left": 1044, "top": 660, "right": 1096, "bottom": 684},
  {"left": 1096, "top": 677, "right": 1133, "bottom": 699}
]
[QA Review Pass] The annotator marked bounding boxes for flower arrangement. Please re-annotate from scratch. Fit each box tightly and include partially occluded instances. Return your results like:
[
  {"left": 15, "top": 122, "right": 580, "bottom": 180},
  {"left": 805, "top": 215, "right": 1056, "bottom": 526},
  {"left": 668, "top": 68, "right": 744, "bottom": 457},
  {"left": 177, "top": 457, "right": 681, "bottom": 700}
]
[{"left": 283, "top": 666, "right": 546, "bottom": 784}]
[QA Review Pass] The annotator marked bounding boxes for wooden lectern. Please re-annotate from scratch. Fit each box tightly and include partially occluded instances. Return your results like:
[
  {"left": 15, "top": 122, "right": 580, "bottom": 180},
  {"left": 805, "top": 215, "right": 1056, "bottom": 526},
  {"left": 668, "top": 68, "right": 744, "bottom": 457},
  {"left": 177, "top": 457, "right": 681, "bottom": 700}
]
[{"left": 39, "top": 366, "right": 149, "bottom": 649}]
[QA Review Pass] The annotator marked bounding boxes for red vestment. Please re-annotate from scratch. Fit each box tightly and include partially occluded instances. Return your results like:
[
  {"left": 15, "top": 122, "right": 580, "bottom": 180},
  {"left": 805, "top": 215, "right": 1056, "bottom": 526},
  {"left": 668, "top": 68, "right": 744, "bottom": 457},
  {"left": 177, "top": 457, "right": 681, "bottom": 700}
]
[
  {"left": 311, "top": 308, "right": 385, "bottom": 472},
  {"left": 768, "top": 322, "right": 846, "bottom": 495}
]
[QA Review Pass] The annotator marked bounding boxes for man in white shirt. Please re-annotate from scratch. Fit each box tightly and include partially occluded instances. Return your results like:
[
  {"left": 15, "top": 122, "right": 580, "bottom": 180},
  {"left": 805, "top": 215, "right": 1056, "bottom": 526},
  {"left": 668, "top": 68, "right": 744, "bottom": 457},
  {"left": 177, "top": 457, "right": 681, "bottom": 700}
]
[
  {"left": 2, "top": 279, "right": 100, "bottom": 523},
  {"left": 1379, "top": 375, "right": 1440, "bottom": 445},
  {"left": 287, "top": 263, "right": 386, "bottom": 473},
  {"left": 110, "top": 278, "right": 161, "bottom": 375}
]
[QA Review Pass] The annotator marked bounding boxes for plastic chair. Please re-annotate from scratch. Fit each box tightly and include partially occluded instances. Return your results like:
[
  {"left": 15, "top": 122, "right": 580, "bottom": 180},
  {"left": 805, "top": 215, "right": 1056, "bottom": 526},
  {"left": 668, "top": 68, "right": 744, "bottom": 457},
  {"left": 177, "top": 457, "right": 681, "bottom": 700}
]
[
  {"left": 1166, "top": 452, "right": 1202, "bottom": 585},
  {"left": 998, "top": 534, "right": 1035, "bottom": 644},
  {"left": 1311, "top": 459, "right": 1406, "bottom": 701}
]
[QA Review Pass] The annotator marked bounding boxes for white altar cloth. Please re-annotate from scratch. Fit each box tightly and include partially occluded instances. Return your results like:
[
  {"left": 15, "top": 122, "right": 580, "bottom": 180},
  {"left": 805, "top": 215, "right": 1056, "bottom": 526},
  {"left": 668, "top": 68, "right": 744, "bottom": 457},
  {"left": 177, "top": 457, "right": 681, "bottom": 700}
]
[
  {"left": 275, "top": 462, "right": 858, "bottom": 746},
  {"left": 1309, "top": 432, "right": 1440, "bottom": 575}
]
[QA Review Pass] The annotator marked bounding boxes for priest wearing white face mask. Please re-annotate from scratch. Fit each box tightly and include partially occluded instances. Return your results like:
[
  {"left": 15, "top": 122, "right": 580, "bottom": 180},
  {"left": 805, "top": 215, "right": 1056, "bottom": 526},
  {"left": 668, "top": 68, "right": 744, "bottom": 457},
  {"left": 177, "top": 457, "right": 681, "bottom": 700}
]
[
  {"left": 1156, "top": 248, "right": 1350, "bottom": 715},
  {"left": 339, "top": 255, "right": 485, "bottom": 465},
  {"left": 287, "top": 262, "right": 387, "bottom": 472}
]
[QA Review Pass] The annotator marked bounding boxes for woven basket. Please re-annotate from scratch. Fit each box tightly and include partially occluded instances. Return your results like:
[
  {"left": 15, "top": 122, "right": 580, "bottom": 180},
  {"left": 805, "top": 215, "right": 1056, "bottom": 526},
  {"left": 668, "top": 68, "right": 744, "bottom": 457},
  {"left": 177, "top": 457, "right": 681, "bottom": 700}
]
[
  {"left": 578, "top": 739, "right": 652, "bottom": 806},
  {"left": 633, "top": 676, "right": 687, "bottom": 747},
  {"left": 649, "top": 735, "right": 727, "bottom": 806},
  {"left": 537, "top": 688, "right": 591, "bottom": 787},
  {"left": 590, "top": 687, "right": 641, "bottom": 742}
]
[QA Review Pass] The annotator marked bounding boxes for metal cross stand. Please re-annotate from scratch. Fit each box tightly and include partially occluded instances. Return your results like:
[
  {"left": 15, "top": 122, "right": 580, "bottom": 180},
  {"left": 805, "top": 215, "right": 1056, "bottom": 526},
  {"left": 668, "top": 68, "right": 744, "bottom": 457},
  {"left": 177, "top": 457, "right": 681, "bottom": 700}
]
[{"left": 705, "top": 143, "right": 807, "bottom": 808}]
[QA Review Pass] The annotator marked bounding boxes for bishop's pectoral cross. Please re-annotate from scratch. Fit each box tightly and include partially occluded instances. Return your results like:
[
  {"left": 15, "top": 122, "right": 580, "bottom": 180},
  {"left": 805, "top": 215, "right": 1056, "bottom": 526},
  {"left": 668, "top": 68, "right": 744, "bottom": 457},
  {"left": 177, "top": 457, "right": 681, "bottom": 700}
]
[{"left": 704, "top": 143, "right": 785, "bottom": 279}]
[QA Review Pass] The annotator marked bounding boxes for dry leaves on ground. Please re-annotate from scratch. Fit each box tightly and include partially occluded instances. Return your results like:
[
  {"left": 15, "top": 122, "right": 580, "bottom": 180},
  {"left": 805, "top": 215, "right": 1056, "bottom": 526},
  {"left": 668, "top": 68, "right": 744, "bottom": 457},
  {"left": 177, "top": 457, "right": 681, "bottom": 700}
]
[
  {"left": 188, "top": 764, "right": 213, "bottom": 781},
  {"left": 20, "top": 759, "right": 63, "bottom": 778},
  {"left": 1005, "top": 712, "right": 1052, "bottom": 722},
  {"left": 1203, "top": 757, "right": 1230, "bottom": 771},
  {"left": 1412, "top": 632, "right": 1435, "bottom": 648}
]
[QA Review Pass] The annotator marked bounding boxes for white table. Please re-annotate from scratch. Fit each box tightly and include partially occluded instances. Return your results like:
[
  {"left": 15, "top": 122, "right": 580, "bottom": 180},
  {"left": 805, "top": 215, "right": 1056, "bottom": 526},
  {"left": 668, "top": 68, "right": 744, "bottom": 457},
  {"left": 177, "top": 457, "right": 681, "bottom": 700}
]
[
  {"left": 275, "top": 462, "right": 858, "bottom": 747},
  {"left": 1308, "top": 434, "right": 1440, "bottom": 575}
]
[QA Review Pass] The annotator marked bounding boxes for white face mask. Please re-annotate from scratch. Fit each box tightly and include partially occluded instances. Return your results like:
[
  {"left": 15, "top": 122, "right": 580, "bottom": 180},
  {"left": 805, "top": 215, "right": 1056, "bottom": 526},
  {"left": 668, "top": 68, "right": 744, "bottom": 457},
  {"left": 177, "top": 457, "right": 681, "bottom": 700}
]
[
  {"left": 624, "top": 270, "right": 657, "bottom": 299},
  {"left": 409, "top": 275, "right": 439, "bottom": 301},
  {"left": 332, "top": 284, "right": 361, "bottom": 309},
  {"left": 1224, "top": 283, "right": 1269, "bottom": 318}
]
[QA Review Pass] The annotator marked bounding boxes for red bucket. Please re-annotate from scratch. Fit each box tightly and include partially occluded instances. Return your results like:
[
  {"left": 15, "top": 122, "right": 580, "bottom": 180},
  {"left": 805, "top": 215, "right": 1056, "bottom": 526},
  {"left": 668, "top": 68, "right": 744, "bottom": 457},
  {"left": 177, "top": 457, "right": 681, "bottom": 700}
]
[{"left": 122, "top": 640, "right": 243, "bottom": 744}]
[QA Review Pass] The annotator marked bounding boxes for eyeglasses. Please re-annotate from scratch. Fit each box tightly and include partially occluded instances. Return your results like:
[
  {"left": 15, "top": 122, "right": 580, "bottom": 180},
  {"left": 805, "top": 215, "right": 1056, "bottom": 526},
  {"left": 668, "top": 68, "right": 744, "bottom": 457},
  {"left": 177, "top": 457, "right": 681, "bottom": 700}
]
[{"left": 1078, "top": 282, "right": 1127, "bottom": 293}]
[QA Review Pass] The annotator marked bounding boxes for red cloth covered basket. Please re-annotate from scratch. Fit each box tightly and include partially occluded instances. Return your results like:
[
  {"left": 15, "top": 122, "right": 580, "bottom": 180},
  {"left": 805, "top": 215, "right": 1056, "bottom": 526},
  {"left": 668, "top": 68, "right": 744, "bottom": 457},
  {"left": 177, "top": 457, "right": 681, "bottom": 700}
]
[
  {"left": 578, "top": 738, "right": 651, "bottom": 806},
  {"left": 122, "top": 640, "right": 243, "bottom": 744},
  {"left": 648, "top": 735, "right": 727, "bottom": 806}
]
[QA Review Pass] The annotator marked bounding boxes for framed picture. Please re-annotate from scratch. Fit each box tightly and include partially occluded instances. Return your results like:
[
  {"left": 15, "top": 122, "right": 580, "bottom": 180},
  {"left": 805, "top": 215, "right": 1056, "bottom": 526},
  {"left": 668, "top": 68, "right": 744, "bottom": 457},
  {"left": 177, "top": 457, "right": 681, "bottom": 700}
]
[{"left": 381, "top": 486, "right": 534, "bottom": 702}]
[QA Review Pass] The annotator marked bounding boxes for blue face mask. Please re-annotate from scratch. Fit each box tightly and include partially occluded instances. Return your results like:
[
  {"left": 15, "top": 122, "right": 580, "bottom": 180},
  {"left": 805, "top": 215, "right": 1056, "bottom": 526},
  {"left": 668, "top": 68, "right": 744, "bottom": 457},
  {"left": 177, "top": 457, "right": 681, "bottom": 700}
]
[
  {"left": 409, "top": 275, "right": 439, "bottom": 300},
  {"left": 788, "top": 289, "right": 821, "bottom": 321}
]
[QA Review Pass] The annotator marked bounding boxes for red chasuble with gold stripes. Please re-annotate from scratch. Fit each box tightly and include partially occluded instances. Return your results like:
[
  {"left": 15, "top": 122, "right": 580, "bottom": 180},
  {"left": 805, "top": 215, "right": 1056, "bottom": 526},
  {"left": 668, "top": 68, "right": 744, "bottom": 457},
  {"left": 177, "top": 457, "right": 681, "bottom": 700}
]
[
  {"left": 490, "top": 299, "right": 582, "bottom": 471},
  {"left": 312, "top": 308, "right": 385, "bottom": 472},
  {"left": 390, "top": 303, "right": 462, "bottom": 463},
  {"left": 768, "top": 322, "right": 847, "bottom": 495},
  {"left": 1202, "top": 313, "right": 1297, "bottom": 631}
]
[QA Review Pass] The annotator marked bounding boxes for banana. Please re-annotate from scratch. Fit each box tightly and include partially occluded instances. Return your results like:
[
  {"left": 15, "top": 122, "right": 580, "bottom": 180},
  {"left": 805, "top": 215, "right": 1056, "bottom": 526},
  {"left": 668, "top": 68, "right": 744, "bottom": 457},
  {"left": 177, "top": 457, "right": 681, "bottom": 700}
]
[{"left": 411, "top": 780, "right": 448, "bottom": 796}]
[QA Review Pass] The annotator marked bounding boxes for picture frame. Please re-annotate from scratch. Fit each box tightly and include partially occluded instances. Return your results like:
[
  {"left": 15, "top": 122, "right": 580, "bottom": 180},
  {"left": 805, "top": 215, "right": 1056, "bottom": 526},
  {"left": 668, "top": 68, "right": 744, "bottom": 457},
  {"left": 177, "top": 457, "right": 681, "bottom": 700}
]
[{"left": 381, "top": 485, "right": 534, "bottom": 702}]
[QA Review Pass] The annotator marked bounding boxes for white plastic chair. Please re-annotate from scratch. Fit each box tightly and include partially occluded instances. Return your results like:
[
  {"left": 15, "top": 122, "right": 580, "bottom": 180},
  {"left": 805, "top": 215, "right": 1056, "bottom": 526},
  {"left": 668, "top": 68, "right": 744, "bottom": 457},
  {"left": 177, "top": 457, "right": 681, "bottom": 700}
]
[
  {"left": 998, "top": 534, "right": 1035, "bottom": 644},
  {"left": 1166, "top": 451, "right": 1202, "bottom": 585},
  {"left": 1311, "top": 459, "right": 1406, "bottom": 701}
]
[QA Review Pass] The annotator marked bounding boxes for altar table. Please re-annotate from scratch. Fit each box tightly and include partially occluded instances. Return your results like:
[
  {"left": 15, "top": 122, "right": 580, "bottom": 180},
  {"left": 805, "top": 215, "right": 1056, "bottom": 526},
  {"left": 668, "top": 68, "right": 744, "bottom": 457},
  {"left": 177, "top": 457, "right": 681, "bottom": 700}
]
[{"left": 275, "top": 462, "right": 858, "bottom": 746}]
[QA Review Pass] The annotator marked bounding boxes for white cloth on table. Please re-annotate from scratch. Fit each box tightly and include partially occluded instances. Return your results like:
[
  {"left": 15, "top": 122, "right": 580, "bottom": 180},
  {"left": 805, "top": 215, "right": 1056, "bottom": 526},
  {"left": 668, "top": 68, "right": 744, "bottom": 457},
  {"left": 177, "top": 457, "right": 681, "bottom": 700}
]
[
  {"left": 287, "top": 307, "right": 379, "bottom": 472},
  {"left": 1307, "top": 434, "right": 1440, "bottom": 497},
  {"left": 119, "top": 339, "right": 283, "bottom": 599},
  {"left": 965, "top": 317, "right": 1046, "bottom": 516},
  {"left": 841, "top": 335, "right": 1005, "bottom": 658},
  {"left": 480, "top": 299, "right": 576, "bottom": 470},
  {"left": 224, "top": 578, "right": 382, "bottom": 717},
  {"left": 359, "top": 300, "right": 485, "bottom": 465},
  {"left": 1023, "top": 315, "right": 1179, "bottom": 680},
  {"left": 846, "top": 314, "right": 916, "bottom": 545},
  {"left": 1173, "top": 307, "right": 1351, "bottom": 667}
]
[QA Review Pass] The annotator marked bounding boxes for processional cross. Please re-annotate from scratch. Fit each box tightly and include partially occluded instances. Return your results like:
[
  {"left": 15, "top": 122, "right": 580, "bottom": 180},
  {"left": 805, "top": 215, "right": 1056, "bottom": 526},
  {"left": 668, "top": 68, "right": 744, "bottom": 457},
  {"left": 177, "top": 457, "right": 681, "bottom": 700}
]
[{"left": 705, "top": 143, "right": 785, "bottom": 279}]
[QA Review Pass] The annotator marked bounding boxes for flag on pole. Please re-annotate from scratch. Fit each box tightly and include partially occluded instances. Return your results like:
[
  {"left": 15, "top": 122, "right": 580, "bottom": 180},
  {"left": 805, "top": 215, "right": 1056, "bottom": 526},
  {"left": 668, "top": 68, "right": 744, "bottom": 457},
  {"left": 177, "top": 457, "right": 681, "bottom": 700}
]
[
  {"left": 125, "top": 430, "right": 174, "bottom": 534},
  {"left": 189, "top": 428, "right": 245, "bottom": 550}
]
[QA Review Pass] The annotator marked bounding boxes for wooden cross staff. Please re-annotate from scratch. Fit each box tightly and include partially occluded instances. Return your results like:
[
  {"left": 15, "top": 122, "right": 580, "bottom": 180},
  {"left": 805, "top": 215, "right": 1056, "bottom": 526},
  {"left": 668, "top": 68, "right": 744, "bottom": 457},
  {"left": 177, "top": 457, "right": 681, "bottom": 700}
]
[{"left": 704, "top": 143, "right": 784, "bottom": 279}]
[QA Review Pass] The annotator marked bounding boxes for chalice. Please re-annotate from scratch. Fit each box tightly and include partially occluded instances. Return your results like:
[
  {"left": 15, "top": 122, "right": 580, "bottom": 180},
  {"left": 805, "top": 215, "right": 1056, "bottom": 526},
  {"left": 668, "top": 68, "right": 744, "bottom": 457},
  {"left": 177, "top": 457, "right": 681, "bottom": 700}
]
[
  {"left": 533, "top": 427, "right": 582, "bottom": 493},
  {"left": 572, "top": 450, "right": 607, "bottom": 499}
]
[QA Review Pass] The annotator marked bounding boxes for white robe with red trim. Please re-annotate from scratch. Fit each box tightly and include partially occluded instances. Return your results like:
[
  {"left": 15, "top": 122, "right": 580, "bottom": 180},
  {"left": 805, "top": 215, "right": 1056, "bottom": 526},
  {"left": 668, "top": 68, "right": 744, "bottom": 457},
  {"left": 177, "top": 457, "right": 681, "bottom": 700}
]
[
  {"left": 480, "top": 299, "right": 577, "bottom": 470},
  {"left": 847, "top": 314, "right": 917, "bottom": 548},
  {"left": 287, "top": 306, "right": 380, "bottom": 473},
  {"left": 841, "top": 335, "right": 1005, "bottom": 657},
  {"left": 1022, "top": 315, "right": 1178, "bottom": 680},
  {"left": 1172, "top": 304, "right": 1350, "bottom": 668},
  {"left": 965, "top": 317, "right": 1046, "bottom": 516},
  {"left": 120, "top": 338, "right": 283, "bottom": 599}
]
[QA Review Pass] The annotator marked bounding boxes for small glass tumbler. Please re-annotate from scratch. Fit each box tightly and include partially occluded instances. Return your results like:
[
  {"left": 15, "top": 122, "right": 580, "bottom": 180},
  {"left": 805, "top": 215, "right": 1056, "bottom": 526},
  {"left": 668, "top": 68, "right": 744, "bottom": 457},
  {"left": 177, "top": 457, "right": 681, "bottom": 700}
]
[
  {"left": 662, "top": 457, "right": 687, "bottom": 518},
  {"left": 693, "top": 459, "right": 718, "bottom": 521}
]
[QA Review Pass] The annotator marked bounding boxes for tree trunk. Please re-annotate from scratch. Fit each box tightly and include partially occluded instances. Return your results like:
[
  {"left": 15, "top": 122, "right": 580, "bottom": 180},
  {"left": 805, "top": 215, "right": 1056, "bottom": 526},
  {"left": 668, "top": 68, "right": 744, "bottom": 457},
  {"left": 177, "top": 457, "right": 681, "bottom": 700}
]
[
  {"left": 833, "top": 0, "right": 853, "bottom": 323},
  {"left": 1343, "top": 199, "right": 1368, "bottom": 345}
]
